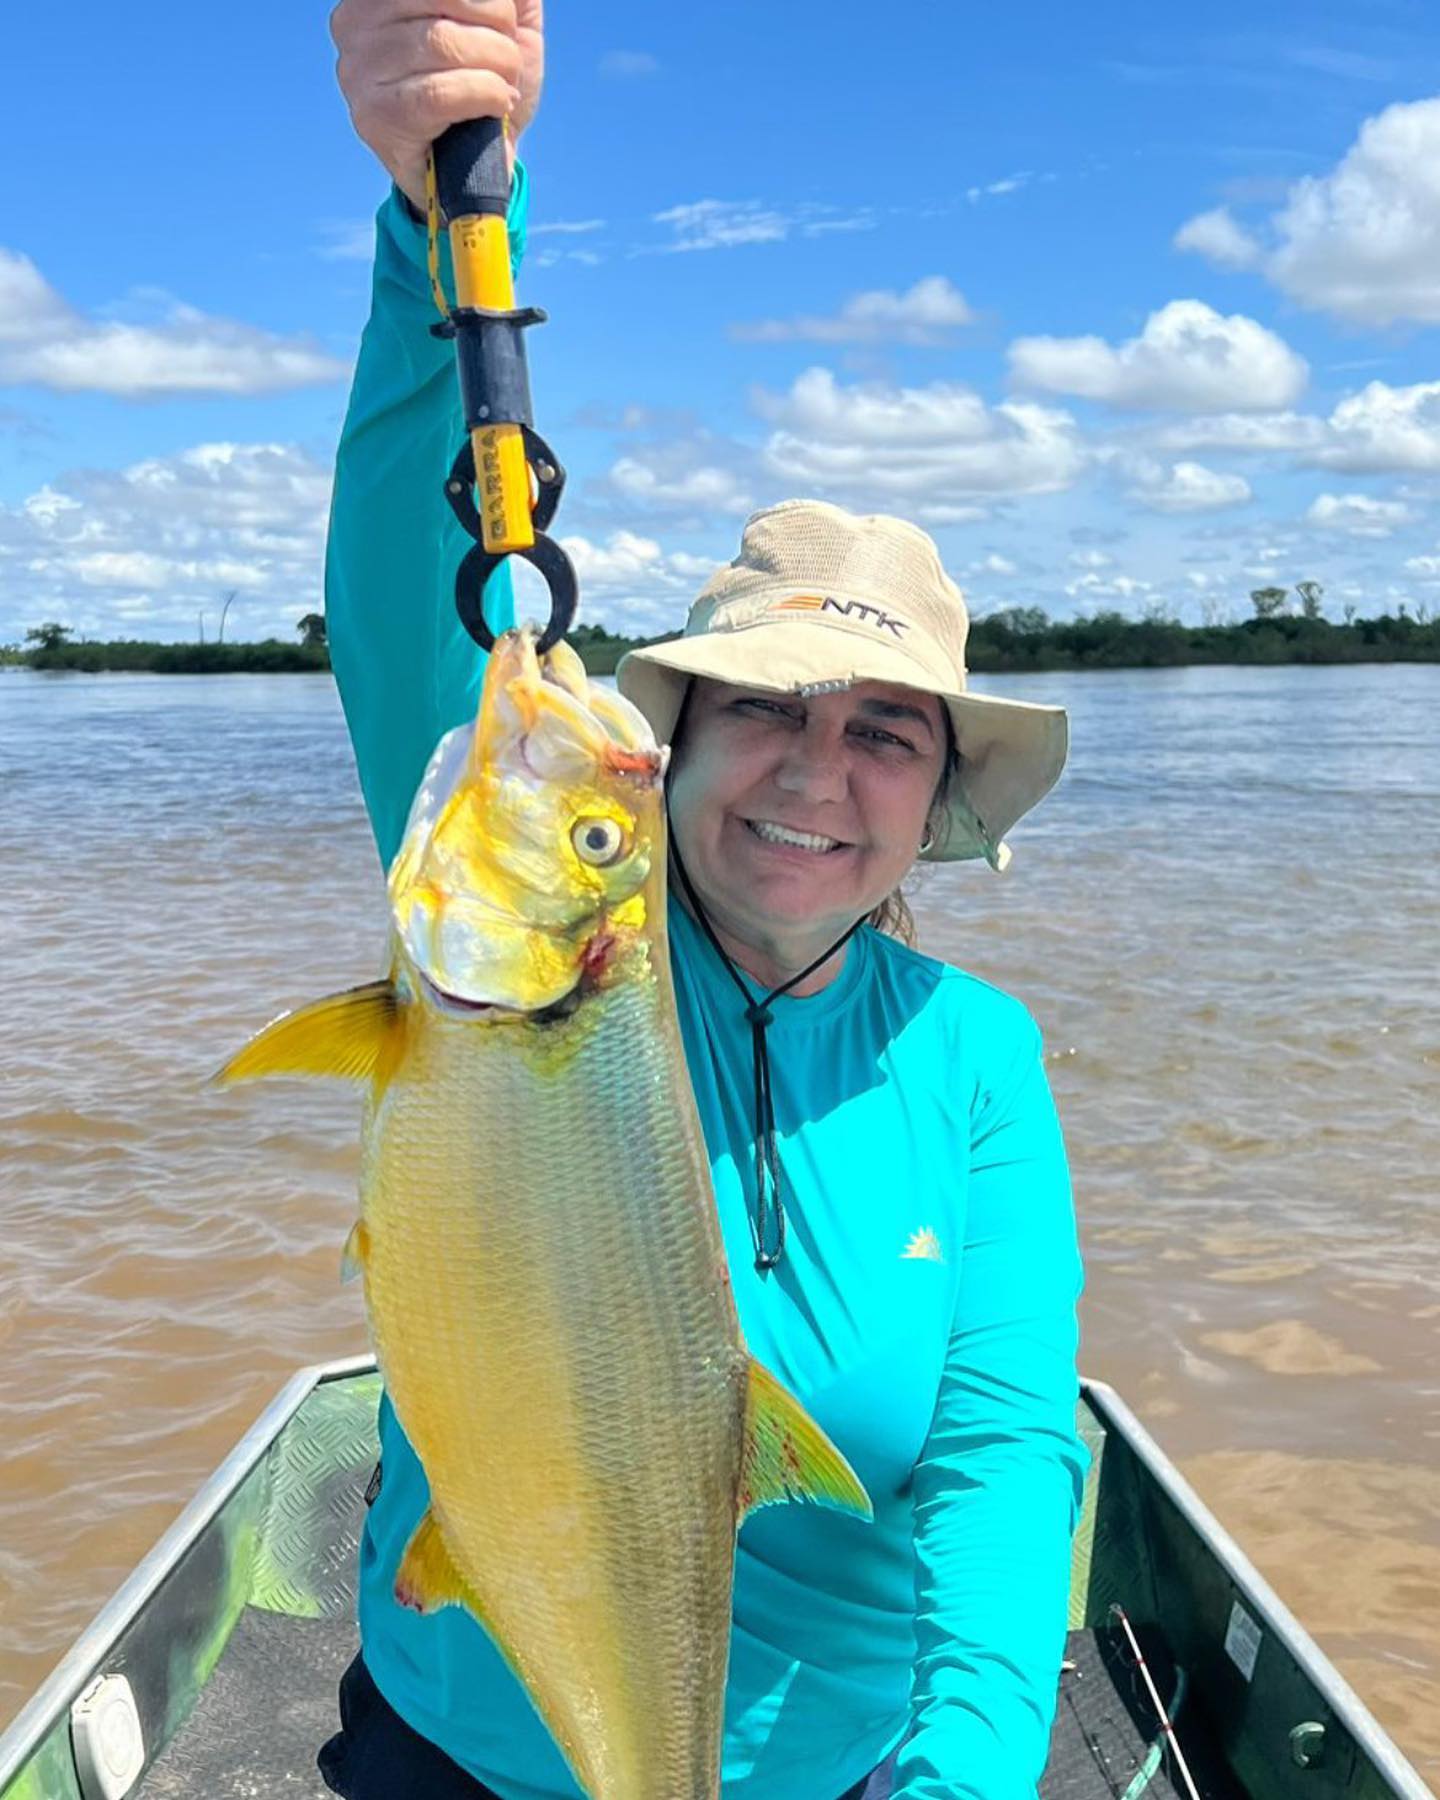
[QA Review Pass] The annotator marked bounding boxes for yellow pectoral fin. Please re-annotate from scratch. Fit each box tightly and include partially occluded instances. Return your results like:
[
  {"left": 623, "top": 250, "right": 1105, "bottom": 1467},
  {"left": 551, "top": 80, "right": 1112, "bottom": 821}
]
[
  {"left": 213, "top": 980, "right": 405, "bottom": 1086},
  {"left": 740, "top": 1358, "right": 873, "bottom": 1524},
  {"left": 340, "top": 1220, "right": 370, "bottom": 1285},
  {"left": 394, "top": 1509, "right": 489, "bottom": 1623}
]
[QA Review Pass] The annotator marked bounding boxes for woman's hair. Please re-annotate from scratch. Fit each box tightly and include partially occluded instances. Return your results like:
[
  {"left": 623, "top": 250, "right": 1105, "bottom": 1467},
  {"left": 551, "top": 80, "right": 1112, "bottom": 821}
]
[
  {"left": 868, "top": 710, "right": 960, "bottom": 946},
  {"left": 666, "top": 677, "right": 960, "bottom": 948}
]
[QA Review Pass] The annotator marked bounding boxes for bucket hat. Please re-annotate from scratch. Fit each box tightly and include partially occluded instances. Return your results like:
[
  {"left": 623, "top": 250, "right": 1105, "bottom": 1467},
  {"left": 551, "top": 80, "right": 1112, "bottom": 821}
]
[{"left": 616, "top": 498, "right": 1068, "bottom": 869}]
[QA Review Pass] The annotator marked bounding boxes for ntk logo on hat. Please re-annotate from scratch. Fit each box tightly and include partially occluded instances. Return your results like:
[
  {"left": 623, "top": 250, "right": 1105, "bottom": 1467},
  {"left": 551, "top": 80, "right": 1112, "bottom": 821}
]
[{"left": 770, "top": 593, "right": 910, "bottom": 638}]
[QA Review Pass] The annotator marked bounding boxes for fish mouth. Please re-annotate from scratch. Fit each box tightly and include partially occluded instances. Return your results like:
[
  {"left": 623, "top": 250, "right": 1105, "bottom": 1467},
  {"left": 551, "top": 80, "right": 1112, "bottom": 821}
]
[
  {"left": 417, "top": 971, "right": 509, "bottom": 1018},
  {"left": 417, "top": 968, "right": 585, "bottom": 1026}
]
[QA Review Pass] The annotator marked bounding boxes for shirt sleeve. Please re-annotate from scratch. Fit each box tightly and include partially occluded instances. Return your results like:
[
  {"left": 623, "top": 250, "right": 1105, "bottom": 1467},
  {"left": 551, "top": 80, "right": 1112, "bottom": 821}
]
[
  {"left": 325, "top": 164, "right": 530, "bottom": 868},
  {"left": 892, "top": 1009, "right": 1089, "bottom": 1800}
]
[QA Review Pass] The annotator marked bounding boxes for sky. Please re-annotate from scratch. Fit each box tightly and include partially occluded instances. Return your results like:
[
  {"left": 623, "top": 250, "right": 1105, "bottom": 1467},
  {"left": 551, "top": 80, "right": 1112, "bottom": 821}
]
[{"left": 2, "top": 0, "right": 1439, "bottom": 644}]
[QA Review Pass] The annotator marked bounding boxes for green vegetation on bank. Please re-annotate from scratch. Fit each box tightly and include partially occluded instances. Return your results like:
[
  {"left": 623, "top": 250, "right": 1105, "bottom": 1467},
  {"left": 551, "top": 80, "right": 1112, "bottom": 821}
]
[
  {"left": 3, "top": 616, "right": 333, "bottom": 674},
  {"left": 5, "top": 588, "right": 1438, "bottom": 677},
  {"left": 963, "top": 601, "right": 1440, "bottom": 672}
]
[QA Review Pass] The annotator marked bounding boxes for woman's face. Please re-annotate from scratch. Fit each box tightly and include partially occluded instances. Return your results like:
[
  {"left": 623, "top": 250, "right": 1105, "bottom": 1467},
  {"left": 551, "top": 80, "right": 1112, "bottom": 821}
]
[{"left": 666, "top": 677, "right": 948, "bottom": 960}]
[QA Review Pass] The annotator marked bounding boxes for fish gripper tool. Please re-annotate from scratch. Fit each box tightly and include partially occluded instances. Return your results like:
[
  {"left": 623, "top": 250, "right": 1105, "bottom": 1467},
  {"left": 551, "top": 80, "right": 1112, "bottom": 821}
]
[{"left": 427, "top": 116, "right": 578, "bottom": 655}]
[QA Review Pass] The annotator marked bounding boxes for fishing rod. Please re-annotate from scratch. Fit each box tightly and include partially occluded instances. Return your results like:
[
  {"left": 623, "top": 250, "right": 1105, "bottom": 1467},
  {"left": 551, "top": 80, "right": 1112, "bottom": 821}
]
[{"left": 425, "top": 115, "right": 577, "bottom": 654}]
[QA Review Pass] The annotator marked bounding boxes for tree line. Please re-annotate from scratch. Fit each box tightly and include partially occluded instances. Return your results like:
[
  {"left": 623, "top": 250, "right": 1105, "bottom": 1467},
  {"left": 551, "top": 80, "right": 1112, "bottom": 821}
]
[
  {"left": 963, "top": 582, "right": 1439, "bottom": 672},
  {"left": 5, "top": 586, "right": 1438, "bottom": 677},
  {"left": 6, "top": 615, "right": 331, "bottom": 674}
]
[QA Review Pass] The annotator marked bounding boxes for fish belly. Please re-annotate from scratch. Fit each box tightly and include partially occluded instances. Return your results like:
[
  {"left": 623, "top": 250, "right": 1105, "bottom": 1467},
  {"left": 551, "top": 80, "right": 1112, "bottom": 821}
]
[{"left": 361, "top": 974, "right": 743, "bottom": 1800}]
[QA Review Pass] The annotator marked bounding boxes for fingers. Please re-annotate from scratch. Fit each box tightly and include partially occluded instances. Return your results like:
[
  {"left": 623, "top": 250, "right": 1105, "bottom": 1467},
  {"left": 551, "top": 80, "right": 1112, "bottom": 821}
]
[
  {"left": 358, "top": 67, "right": 521, "bottom": 149},
  {"left": 333, "top": 0, "right": 528, "bottom": 210},
  {"left": 366, "top": 20, "right": 523, "bottom": 88},
  {"left": 333, "top": 0, "right": 519, "bottom": 41}
]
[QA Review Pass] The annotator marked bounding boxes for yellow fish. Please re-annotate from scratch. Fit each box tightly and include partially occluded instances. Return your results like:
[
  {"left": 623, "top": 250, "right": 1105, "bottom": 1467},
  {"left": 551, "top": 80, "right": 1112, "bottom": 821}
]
[{"left": 219, "top": 628, "right": 871, "bottom": 1799}]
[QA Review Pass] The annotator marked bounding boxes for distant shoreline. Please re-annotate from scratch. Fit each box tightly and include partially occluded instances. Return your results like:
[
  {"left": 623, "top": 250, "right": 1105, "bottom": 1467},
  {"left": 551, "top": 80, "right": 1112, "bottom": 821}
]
[{"left": 5, "top": 609, "right": 1438, "bottom": 676}]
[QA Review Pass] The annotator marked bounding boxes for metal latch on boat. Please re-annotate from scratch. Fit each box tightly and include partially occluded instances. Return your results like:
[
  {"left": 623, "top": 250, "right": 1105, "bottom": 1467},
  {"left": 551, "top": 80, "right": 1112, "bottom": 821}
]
[{"left": 425, "top": 116, "right": 577, "bottom": 655}]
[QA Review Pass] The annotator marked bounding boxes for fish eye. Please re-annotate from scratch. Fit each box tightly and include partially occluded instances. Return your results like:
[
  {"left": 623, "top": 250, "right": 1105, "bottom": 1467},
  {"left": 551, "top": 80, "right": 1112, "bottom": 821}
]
[{"left": 571, "top": 817, "right": 627, "bottom": 867}]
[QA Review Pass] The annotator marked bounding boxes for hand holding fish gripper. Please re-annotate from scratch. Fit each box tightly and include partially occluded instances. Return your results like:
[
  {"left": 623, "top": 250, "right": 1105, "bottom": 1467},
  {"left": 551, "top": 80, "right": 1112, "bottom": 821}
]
[{"left": 426, "top": 116, "right": 576, "bottom": 654}]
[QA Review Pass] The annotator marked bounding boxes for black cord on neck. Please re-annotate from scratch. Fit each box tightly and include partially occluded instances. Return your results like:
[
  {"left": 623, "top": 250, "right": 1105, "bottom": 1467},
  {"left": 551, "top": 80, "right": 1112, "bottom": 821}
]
[{"left": 669, "top": 829, "right": 864, "bottom": 1272}]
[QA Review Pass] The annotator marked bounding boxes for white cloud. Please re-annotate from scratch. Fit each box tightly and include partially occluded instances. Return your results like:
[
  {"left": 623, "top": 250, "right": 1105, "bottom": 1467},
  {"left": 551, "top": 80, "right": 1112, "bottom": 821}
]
[
  {"left": 966, "top": 171, "right": 1038, "bottom": 203},
  {"left": 607, "top": 455, "right": 752, "bottom": 516},
  {"left": 800, "top": 212, "right": 878, "bottom": 238},
  {"left": 1403, "top": 554, "right": 1440, "bottom": 579},
  {"left": 0, "top": 247, "right": 346, "bottom": 397},
  {"left": 555, "top": 530, "right": 718, "bottom": 633},
  {"left": 731, "top": 277, "right": 974, "bottom": 346},
  {"left": 1177, "top": 97, "right": 1440, "bottom": 326},
  {"left": 910, "top": 503, "right": 990, "bottom": 525},
  {"left": 650, "top": 200, "right": 789, "bottom": 252},
  {"left": 645, "top": 199, "right": 876, "bottom": 254},
  {"left": 1143, "top": 382, "right": 1440, "bottom": 474},
  {"left": 531, "top": 248, "right": 604, "bottom": 270},
  {"left": 1009, "top": 300, "right": 1308, "bottom": 412},
  {"left": 1173, "top": 207, "right": 1263, "bottom": 270},
  {"left": 599, "top": 50, "right": 660, "bottom": 79},
  {"left": 973, "top": 553, "right": 1019, "bottom": 577},
  {"left": 1286, "top": 45, "right": 1399, "bottom": 83},
  {"left": 1270, "top": 97, "right": 1440, "bottom": 325},
  {"left": 1305, "top": 493, "right": 1414, "bottom": 537},
  {"left": 0, "top": 250, "right": 59, "bottom": 342},
  {"left": 1150, "top": 411, "right": 1328, "bottom": 454},
  {"left": 23, "top": 486, "right": 81, "bottom": 527},
  {"left": 69, "top": 550, "right": 268, "bottom": 589},
  {"left": 0, "top": 441, "right": 331, "bottom": 642},
  {"left": 530, "top": 219, "right": 606, "bottom": 237},
  {"left": 1068, "top": 548, "right": 1115, "bottom": 570},
  {"left": 314, "top": 221, "right": 377, "bottom": 262},
  {"left": 753, "top": 367, "right": 1086, "bottom": 519},
  {"left": 1064, "top": 571, "right": 1154, "bottom": 603},
  {"left": 1308, "top": 380, "right": 1440, "bottom": 473},
  {"left": 1127, "top": 459, "right": 1253, "bottom": 513}
]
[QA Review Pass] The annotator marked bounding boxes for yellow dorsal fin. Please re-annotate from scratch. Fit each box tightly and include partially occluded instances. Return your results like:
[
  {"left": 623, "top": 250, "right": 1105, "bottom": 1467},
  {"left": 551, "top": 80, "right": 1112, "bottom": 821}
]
[
  {"left": 739, "top": 1358, "right": 873, "bottom": 1524},
  {"left": 340, "top": 1220, "right": 370, "bottom": 1285},
  {"left": 394, "top": 1508, "right": 489, "bottom": 1622},
  {"left": 214, "top": 980, "right": 404, "bottom": 1086}
]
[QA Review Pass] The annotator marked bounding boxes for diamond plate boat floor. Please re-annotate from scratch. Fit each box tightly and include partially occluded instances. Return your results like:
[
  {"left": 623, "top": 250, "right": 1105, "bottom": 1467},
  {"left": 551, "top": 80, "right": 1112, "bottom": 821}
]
[{"left": 133, "top": 1609, "right": 1240, "bottom": 1800}]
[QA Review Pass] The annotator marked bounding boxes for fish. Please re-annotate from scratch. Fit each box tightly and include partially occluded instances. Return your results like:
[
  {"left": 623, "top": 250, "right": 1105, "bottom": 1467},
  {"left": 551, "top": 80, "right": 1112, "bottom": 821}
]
[{"left": 217, "top": 627, "right": 871, "bottom": 1800}]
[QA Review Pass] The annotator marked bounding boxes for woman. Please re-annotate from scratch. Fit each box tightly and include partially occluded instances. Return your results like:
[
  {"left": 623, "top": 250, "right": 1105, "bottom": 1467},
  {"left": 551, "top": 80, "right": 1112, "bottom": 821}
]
[{"left": 321, "top": 5, "right": 1087, "bottom": 1798}]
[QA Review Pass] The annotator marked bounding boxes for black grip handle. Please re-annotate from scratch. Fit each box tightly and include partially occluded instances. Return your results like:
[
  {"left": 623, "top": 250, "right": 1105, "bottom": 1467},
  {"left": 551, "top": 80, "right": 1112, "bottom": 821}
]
[{"left": 433, "top": 117, "right": 509, "bottom": 221}]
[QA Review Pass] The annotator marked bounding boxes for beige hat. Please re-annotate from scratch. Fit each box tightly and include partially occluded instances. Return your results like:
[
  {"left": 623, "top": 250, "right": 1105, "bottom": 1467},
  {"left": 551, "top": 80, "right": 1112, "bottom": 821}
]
[{"left": 616, "top": 498, "right": 1067, "bottom": 868}]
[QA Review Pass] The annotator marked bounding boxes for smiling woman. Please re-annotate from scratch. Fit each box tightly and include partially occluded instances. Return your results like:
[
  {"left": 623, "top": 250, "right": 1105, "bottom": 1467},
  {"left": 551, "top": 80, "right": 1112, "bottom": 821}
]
[{"left": 319, "top": 3, "right": 1089, "bottom": 1796}]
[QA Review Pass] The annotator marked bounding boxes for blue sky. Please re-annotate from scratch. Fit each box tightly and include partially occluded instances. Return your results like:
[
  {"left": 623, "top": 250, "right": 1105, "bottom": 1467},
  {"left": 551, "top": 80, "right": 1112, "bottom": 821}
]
[{"left": 2, "top": 0, "right": 1439, "bottom": 642}]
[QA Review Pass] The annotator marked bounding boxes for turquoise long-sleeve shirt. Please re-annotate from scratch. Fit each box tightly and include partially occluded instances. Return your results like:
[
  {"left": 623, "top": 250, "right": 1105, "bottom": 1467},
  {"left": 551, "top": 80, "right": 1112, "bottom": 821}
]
[{"left": 325, "top": 173, "right": 1088, "bottom": 1800}]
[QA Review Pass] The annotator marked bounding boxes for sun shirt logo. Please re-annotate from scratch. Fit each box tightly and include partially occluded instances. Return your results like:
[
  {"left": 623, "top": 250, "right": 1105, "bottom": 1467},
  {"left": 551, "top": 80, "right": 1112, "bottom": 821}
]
[
  {"left": 771, "top": 594, "right": 910, "bottom": 638},
  {"left": 901, "top": 1227, "right": 944, "bottom": 1264}
]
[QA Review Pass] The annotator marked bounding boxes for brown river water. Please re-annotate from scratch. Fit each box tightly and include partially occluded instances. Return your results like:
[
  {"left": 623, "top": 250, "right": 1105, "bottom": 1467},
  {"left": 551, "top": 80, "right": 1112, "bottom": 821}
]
[{"left": 2, "top": 663, "right": 1437, "bottom": 1775}]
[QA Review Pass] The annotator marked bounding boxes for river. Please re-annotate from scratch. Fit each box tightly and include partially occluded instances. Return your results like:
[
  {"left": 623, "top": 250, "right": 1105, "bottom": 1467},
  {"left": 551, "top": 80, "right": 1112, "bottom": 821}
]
[{"left": 1, "top": 663, "right": 1437, "bottom": 1774}]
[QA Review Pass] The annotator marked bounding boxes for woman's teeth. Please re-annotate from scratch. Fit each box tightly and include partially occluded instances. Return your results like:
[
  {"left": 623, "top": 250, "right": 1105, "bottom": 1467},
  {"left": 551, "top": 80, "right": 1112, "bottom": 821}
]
[{"left": 746, "top": 819, "right": 843, "bottom": 854}]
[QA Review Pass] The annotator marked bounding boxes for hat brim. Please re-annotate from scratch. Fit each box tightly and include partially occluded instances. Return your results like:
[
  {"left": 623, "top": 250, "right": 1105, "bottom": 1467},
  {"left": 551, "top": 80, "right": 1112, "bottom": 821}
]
[{"left": 617, "top": 620, "right": 1067, "bottom": 867}]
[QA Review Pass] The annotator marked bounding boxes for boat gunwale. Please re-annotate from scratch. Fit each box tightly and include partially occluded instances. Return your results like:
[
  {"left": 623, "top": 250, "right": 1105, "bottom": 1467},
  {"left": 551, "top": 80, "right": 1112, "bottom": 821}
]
[
  {"left": 0, "top": 1353, "right": 377, "bottom": 1792},
  {"left": 0, "top": 1365, "right": 1432, "bottom": 1800},
  {"left": 1083, "top": 1379, "right": 1435, "bottom": 1800}
]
